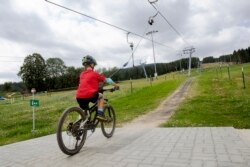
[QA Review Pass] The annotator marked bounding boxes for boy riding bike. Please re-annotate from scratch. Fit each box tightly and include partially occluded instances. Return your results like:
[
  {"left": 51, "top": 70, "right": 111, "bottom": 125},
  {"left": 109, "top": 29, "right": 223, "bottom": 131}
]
[{"left": 76, "top": 55, "right": 119, "bottom": 121}]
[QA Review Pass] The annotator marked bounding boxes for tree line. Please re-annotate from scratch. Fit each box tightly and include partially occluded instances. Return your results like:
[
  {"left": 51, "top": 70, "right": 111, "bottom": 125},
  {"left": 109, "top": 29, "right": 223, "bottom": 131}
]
[
  {"left": 16, "top": 53, "right": 83, "bottom": 93},
  {"left": 0, "top": 53, "right": 200, "bottom": 93},
  {"left": 202, "top": 46, "right": 250, "bottom": 64},
  {"left": 2, "top": 46, "right": 249, "bottom": 93},
  {"left": 102, "top": 57, "right": 200, "bottom": 81},
  {"left": 1, "top": 53, "right": 83, "bottom": 94}
]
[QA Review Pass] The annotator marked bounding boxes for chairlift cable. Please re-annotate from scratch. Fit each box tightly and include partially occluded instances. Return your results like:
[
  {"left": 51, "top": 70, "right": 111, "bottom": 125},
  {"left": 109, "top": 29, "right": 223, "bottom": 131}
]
[
  {"left": 109, "top": 24, "right": 150, "bottom": 78},
  {"left": 45, "top": 0, "right": 173, "bottom": 49},
  {"left": 149, "top": 2, "right": 191, "bottom": 46},
  {"left": 45, "top": 0, "right": 177, "bottom": 78},
  {"left": 126, "top": 24, "right": 150, "bottom": 65}
]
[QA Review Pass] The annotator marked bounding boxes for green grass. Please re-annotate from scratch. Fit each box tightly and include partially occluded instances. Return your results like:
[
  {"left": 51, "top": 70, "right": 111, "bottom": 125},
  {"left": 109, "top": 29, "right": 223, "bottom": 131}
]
[
  {"left": 162, "top": 63, "right": 250, "bottom": 128},
  {"left": 114, "top": 79, "right": 184, "bottom": 125},
  {"left": 0, "top": 72, "right": 186, "bottom": 146}
]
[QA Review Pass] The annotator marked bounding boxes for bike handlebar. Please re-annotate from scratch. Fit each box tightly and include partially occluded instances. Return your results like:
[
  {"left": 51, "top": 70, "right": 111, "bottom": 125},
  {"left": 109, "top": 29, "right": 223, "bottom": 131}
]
[{"left": 100, "top": 86, "right": 119, "bottom": 93}]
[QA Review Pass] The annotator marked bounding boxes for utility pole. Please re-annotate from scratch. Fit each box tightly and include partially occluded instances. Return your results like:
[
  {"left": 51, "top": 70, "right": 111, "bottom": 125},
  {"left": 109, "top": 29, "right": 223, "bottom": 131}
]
[
  {"left": 183, "top": 47, "right": 195, "bottom": 77},
  {"left": 178, "top": 53, "right": 182, "bottom": 72},
  {"left": 140, "top": 60, "right": 148, "bottom": 80},
  {"left": 146, "top": 30, "right": 158, "bottom": 78},
  {"left": 127, "top": 32, "right": 134, "bottom": 67}
]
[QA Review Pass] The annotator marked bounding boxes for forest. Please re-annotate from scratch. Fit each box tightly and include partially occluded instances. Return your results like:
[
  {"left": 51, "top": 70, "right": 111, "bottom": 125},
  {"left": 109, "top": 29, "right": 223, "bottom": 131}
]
[{"left": 202, "top": 47, "right": 250, "bottom": 64}]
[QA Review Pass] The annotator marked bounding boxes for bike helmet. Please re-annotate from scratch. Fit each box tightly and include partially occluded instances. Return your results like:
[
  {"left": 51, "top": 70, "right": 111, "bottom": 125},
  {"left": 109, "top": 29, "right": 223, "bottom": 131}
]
[{"left": 82, "top": 55, "right": 97, "bottom": 66}]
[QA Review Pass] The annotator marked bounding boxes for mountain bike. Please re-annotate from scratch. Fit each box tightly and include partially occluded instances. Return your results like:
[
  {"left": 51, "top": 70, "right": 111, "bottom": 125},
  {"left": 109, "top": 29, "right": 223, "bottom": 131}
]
[{"left": 56, "top": 87, "right": 117, "bottom": 155}]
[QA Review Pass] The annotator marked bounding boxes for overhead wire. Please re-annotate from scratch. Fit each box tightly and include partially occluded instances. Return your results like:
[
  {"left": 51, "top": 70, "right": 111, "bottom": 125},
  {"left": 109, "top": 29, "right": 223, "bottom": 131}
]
[
  {"left": 2, "top": 1, "right": 184, "bottom": 64},
  {"left": 0, "top": 56, "right": 81, "bottom": 62},
  {"left": 0, "top": 56, "right": 25, "bottom": 58},
  {"left": 0, "top": 60, "right": 22, "bottom": 62},
  {"left": 0, "top": 27, "right": 149, "bottom": 64},
  {"left": 109, "top": 24, "right": 150, "bottom": 77},
  {"left": 44, "top": 0, "right": 173, "bottom": 50},
  {"left": 126, "top": 24, "right": 151, "bottom": 66},
  {"left": 149, "top": 1, "right": 191, "bottom": 47}
]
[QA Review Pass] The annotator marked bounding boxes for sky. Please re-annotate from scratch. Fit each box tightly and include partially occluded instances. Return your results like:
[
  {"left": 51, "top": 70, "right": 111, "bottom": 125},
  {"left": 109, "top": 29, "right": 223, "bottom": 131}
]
[{"left": 0, "top": 0, "right": 250, "bottom": 84}]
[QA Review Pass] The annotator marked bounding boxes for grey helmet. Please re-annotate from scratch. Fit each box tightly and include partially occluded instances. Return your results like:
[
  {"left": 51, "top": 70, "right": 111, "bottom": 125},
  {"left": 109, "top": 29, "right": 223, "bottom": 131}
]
[{"left": 82, "top": 55, "right": 97, "bottom": 66}]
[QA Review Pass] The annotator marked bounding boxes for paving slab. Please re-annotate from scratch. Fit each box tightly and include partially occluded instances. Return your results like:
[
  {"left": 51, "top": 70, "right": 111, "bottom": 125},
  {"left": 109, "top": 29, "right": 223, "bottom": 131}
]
[{"left": 1, "top": 127, "right": 250, "bottom": 167}]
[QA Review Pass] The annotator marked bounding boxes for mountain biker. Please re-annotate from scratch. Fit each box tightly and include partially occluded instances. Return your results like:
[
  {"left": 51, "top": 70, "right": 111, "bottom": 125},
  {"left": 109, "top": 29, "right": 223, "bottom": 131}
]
[{"left": 76, "top": 55, "right": 119, "bottom": 121}]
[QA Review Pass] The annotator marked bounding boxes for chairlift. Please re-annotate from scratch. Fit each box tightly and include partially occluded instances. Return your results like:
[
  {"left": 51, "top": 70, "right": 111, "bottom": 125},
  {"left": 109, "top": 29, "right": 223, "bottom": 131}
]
[
  {"left": 139, "top": 60, "right": 148, "bottom": 79},
  {"left": 148, "top": 18, "right": 154, "bottom": 25},
  {"left": 148, "top": 0, "right": 158, "bottom": 4},
  {"left": 148, "top": 12, "right": 158, "bottom": 26},
  {"left": 123, "top": 62, "right": 129, "bottom": 67},
  {"left": 127, "top": 32, "right": 134, "bottom": 50},
  {"left": 130, "top": 43, "right": 134, "bottom": 50},
  {"left": 126, "top": 32, "right": 135, "bottom": 67}
]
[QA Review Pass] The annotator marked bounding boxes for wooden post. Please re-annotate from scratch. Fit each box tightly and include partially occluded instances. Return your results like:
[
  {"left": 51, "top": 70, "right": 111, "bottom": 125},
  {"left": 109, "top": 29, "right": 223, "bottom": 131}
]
[
  {"left": 242, "top": 67, "right": 246, "bottom": 89},
  {"left": 227, "top": 64, "right": 231, "bottom": 80},
  {"left": 130, "top": 78, "right": 133, "bottom": 93},
  {"left": 150, "top": 75, "right": 152, "bottom": 87},
  {"left": 216, "top": 68, "right": 218, "bottom": 78},
  {"left": 220, "top": 65, "right": 222, "bottom": 78}
]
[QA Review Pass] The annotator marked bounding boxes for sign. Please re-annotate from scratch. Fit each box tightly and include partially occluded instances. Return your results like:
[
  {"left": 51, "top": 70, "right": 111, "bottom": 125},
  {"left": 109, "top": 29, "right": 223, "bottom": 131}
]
[
  {"left": 31, "top": 88, "right": 36, "bottom": 93},
  {"left": 30, "top": 99, "right": 39, "bottom": 107}
]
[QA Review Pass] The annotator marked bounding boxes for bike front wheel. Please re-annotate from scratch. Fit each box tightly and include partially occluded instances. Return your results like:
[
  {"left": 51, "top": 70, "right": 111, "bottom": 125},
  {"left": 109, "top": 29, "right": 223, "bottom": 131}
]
[
  {"left": 101, "top": 105, "right": 116, "bottom": 138},
  {"left": 57, "top": 107, "right": 87, "bottom": 155}
]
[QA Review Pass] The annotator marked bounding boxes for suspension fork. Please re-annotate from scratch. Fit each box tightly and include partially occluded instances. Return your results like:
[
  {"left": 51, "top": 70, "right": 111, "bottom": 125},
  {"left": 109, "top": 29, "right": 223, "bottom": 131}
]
[
  {"left": 104, "top": 99, "right": 112, "bottom": 118},
  {"left": 80, "top": 110, "right": 90, "bottom": 129}
]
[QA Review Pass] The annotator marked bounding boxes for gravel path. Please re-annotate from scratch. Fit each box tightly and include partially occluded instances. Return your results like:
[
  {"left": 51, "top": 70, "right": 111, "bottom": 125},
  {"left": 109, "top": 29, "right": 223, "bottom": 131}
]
[{"left": 124, "top": 78, "right": 192, "bottom": 128}]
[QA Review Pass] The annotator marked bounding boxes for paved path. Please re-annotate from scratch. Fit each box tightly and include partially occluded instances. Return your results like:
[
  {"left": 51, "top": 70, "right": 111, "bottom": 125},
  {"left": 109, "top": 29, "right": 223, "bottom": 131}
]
[
  {"left": 124, "top": 78, "right": 192, "bottom": 128},
  {"left": 1, "top": 127, "right": 250, "bottom": 167}
]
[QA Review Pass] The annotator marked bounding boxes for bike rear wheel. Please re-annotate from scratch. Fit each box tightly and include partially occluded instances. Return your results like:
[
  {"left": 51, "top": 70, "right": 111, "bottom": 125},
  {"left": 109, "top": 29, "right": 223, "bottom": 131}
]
[
  {"left": 57, "top": 107, "right": 87, "bottom": 155},
  {"left": 101, "top": 105, "right": 116, "bottom": 138}
]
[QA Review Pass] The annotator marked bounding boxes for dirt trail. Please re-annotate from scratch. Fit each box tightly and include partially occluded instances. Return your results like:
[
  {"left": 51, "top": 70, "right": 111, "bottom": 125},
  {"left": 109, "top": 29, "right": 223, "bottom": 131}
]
[
  {"left": 122, "top": 77, "right": 250, "bottom": 147},
  {"left": 123, "top": 78, "right": 192, "bottom": 128}
]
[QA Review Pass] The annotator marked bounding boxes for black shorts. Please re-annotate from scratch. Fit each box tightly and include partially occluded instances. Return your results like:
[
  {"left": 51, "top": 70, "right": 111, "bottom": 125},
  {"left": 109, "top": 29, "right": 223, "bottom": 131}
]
[{"left": 76, "top": 92, "right": 99, "bottom": 110}]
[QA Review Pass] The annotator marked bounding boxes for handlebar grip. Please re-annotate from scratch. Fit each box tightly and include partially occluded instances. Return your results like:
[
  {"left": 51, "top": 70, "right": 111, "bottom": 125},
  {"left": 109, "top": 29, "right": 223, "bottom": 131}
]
[{"left": 99, "top": 86, "right": 119, "bottom": 92}]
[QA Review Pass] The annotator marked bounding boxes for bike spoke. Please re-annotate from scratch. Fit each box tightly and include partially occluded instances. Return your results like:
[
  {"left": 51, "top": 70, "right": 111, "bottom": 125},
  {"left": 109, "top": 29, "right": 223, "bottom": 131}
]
[{"left": 57, "top": 107, "right": 87, "bottom": 155}]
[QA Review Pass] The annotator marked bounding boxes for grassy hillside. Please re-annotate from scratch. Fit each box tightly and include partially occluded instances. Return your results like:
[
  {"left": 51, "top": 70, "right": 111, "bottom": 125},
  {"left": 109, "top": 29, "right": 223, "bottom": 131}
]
[
  {"left": 162, "top": 63, "right": 250, "bottom": 128},
  {"left": 0, "top": 73, "right": 186, "bottom": 145}
]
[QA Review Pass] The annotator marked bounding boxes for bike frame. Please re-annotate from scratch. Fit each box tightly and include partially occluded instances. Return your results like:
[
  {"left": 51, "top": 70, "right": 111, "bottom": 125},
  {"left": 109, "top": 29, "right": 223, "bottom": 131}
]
[
  {"left": 80, "top": 103, "right": 97, "bottom": 131},
  {"left": 80, "top": 96, "right": 110, "bottom": 132}
]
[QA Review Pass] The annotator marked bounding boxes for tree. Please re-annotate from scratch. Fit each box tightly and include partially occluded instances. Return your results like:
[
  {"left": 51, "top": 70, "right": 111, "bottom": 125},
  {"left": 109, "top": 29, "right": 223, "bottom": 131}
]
[
  {"left": 246, "top": 47, "right": 250, "bottom": 63},
  {"left": 202, "top": 56, "right": 215, "bottom": 63},
  {"left": 46, "top": 58, "right": 66, "bottom": 78},
  {"left": 18, "top": 53, "right": 47, "bottom": 92},
  {"left": 46, "top": 58, "right": 67, "bottom": 89},
  {"left": 62, "top": 66, "right": 82, "bottom": 88},
  {"left": 3, "top": 82, "right": 12, "bottom": 92}
]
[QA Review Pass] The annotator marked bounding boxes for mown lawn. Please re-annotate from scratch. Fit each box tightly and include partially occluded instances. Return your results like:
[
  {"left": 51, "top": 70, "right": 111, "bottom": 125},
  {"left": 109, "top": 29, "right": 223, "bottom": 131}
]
[
  {"left": 0, "top": 73, "right": 186, "bottom": 145},
  {"left": 162, "top": 63, "right": 250, "bottom": 128}
]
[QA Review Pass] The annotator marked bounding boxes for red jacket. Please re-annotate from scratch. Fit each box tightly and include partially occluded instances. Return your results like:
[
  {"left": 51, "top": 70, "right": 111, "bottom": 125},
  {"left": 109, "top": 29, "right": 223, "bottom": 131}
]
[{"left": 76, "top": 67, "right": 106, "bottom": 98}]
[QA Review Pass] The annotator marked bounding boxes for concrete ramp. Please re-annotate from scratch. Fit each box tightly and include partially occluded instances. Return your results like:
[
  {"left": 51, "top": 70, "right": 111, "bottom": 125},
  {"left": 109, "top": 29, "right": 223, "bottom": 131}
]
[{"left": 1, "top": 127, "right": 250, "bottom": 167}]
